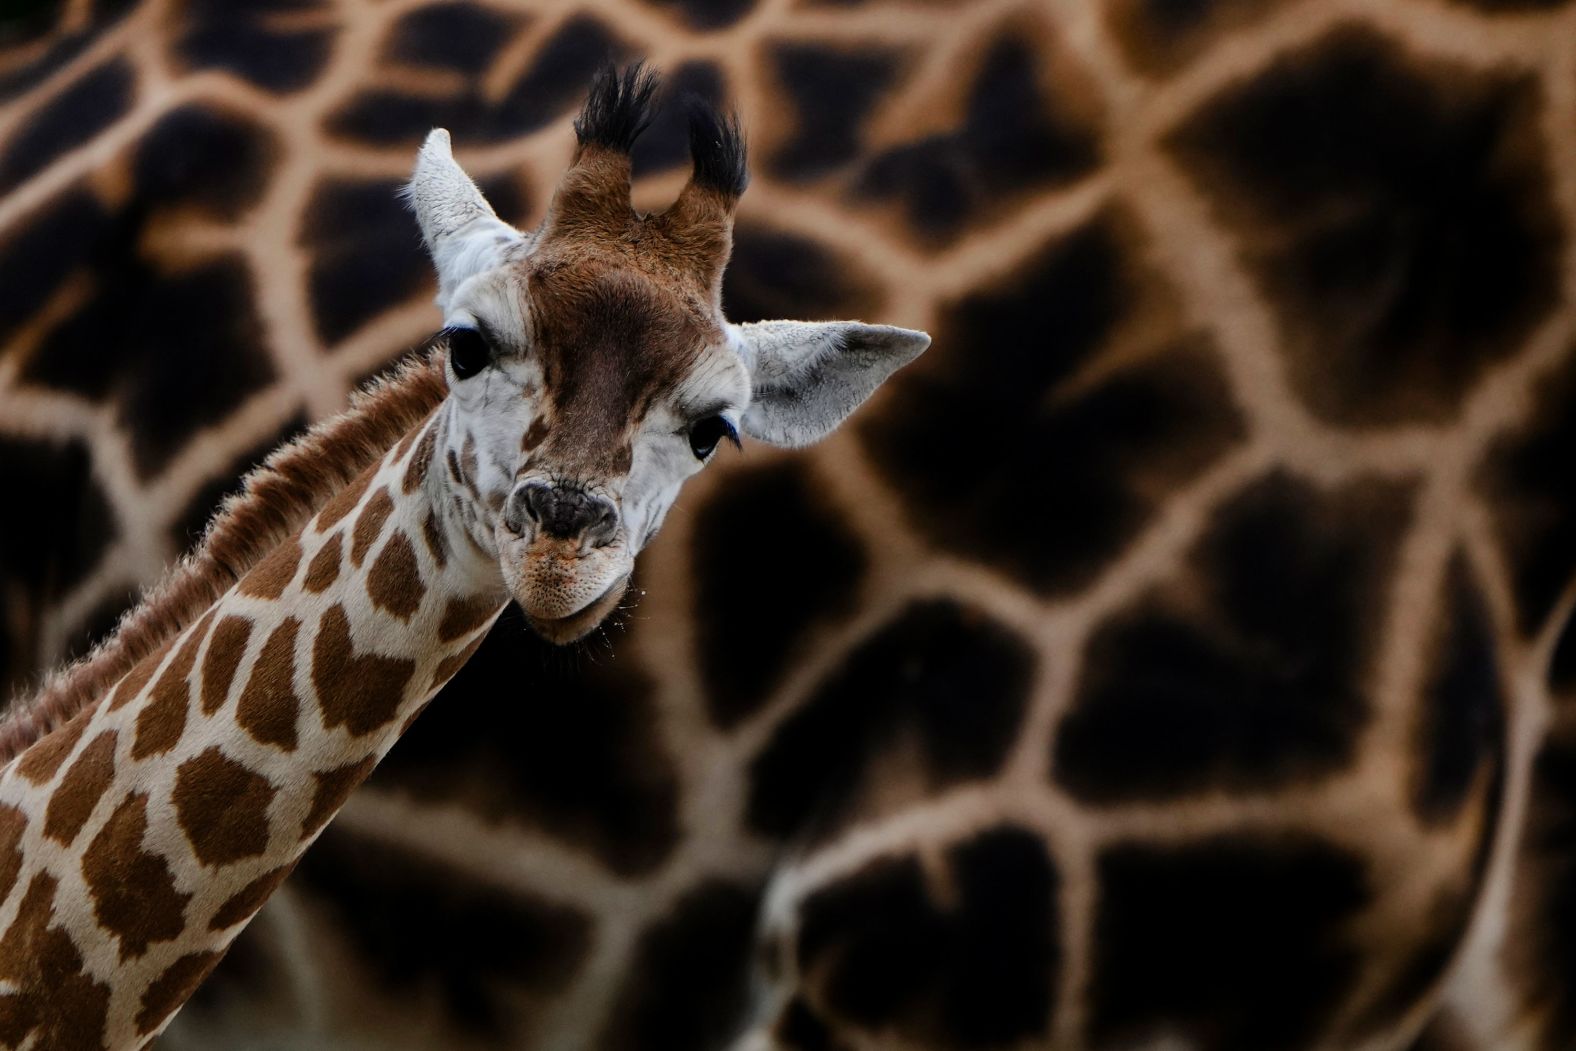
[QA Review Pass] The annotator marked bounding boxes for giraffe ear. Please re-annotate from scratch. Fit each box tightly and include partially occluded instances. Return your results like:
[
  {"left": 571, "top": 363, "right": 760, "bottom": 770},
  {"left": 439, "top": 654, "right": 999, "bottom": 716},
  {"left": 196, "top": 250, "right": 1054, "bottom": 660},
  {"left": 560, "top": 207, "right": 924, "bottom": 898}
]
[
  {"left": 405, "top": 129, "right": 522, "bottom": 312},
  {"left": 733, "top": 320, "right": 931, "bottom": 447}
]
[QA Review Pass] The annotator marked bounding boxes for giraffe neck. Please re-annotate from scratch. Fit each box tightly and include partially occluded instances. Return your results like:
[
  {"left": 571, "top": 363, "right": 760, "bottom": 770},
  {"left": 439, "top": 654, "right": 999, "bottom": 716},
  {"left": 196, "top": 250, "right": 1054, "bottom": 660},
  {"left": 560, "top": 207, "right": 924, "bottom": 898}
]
[{"left": 0, "top": 408, "right": 507, "bottom": 1050}]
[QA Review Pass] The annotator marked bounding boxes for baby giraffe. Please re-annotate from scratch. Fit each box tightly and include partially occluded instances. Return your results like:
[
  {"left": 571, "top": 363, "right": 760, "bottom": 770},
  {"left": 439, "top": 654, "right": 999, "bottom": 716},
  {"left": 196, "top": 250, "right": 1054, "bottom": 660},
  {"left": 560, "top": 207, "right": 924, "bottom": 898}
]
[{"left": 0, "top": 65, "right": 928, "bottom": 1050}]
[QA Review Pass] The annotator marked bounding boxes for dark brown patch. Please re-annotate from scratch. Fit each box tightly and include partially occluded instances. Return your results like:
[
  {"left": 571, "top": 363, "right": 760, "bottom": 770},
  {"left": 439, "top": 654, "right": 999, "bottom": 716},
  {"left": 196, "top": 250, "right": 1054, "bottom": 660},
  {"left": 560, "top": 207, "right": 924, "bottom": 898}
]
[
  {"left": 16, "top": 706, "right": 91, "bottom": 784},
  {"left": 1087, "top": 832, "right": 1368, "bottom": 1050},
  {"left": 368, "top": 531, "right": 424, "bottom": 619},
  {"left": 303, "top": 533, "right": 342, "bottom": 592},
  {"left": 1054, "top": 473, "right": 1413, "bottom": 803},
  {"left": 209, "top": 864, "right": 296, "bottom": 930},
  {"left": 133, "top": 611, "right": 211, "bottom": 759},
  {"left": 291, "top": 825, "right": 594, "bottom": 1037},
  {"left": 1411, "top": 556, "right": 1505, "bottom": 825},
  {"left": 599, "top": 879, "right": 763, "bottom": 1051},
  {"left": 393, "top": 419, "right": 422, "bottom": 461},
  {"left": 1166, "top": 28, "right": 1561, "bottom": 426},
  {"left": 236, "top": 617, "right": 302, "bottom": 751},
  {"left": 527, "top": 264, "right": 711, "bottom": 477},
  {"left": 43, "top": 730, "right": 117, "bottom": 845},
  {"left": 201, "top": 615, "right": 252, "bottom": 714},
  {"left": 0, "top": 873, "right": 112, "bottom": 1049},
  {"left": 438, "top": 595, "right": 502, "bottom": 642},
  {"left": 460, "top": 433, "right": 480, "bottom": 491},
  {"left": 794, "top": 828, "right": 1060, "bottom": 1047},
  {"left": 136, "top": 952, "right": 223, "bottom": 1035},
  {"left": 693, "top": 462, "right": 867, "bottom": 729},
  {"left": 109, "top": 637, "right": 174, "bottom": 711},
  {"left": 866, "top": 211, "right": 1244, "bottom": 601},
  {"left": 350, "top": 487, "right": 394, "bottom": 567},
  {"left": 0, "top": 806, "right": 23, "bottom": 901},
  {"left": 173, "top": 747, "right": 276, "bottom": 866},
  {"left": 315, "top": 464, "right": 375, "bottom": 533},
  {"left": 236, "top": 533, "right": 302, "bottom": 599},
  {"left": 429, "top": 634, "right": 487, "bottom": 691},
  {"left": 82, "top": 793, "right": 191, "bottom": 958},
  {"left": 520, "top": 416, "right": 549, "bottom": 453},
  {"left": 311, "top": 604, "right": 417, "bottom": 736},
  {"left": 301, "top": 755, "right": 378, "bottom": 839},
  {"left": 422, "top": 511, "right": 448, "bottom": 569},
  {"left": 403, "top": 423, "right": 436, "bottom": 494}
]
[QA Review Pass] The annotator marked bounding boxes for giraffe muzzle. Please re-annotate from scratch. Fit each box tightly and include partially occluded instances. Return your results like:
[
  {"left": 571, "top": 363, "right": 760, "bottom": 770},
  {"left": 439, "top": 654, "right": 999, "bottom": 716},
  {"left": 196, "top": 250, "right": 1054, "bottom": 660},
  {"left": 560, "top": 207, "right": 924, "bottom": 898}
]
[
  {"left": 495, "top": 524, "right": 634, "bottom": 643},
  {"left": 521, "top": 573, "right": 630, "bottom": 644}
]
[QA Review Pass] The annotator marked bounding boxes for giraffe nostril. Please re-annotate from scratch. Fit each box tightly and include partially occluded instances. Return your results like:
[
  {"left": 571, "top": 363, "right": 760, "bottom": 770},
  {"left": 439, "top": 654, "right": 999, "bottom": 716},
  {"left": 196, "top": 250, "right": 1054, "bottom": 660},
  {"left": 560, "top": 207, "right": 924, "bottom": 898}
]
[
  {"left": 518, "top": 482, "right": 549, "bottom": 524},
  {"left": 512, "top": 483, "right": 618, "bottom": 545}
]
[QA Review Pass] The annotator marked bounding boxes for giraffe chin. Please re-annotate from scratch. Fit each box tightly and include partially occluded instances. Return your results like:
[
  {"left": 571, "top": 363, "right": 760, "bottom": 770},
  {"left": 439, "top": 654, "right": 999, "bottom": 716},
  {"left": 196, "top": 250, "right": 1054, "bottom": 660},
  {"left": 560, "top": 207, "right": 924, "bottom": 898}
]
[{"left": 521, "top": 575, "right": 629, "bottom": 644}]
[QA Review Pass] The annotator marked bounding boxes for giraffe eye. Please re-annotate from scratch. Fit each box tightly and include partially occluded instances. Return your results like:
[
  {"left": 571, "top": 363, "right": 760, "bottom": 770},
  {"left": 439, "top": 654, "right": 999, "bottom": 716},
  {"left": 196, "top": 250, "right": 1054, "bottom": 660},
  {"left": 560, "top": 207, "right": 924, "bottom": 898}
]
[
  {"left": 688, "top": 415, "right": 738, "bottom": 460},
  {"left": 445, "top": 327, "right": 490, "bottom": 380}
]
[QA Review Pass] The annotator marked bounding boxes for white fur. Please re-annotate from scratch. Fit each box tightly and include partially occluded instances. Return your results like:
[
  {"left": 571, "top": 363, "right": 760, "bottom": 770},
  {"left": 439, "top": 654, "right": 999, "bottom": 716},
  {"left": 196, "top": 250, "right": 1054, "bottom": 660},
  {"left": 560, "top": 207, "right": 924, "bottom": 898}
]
[
  {"left": 405, "top": 129, "right": 527, "bottom": 313},
  {"left": 732, "top": 321, "right": 931, "bottom": 447}
]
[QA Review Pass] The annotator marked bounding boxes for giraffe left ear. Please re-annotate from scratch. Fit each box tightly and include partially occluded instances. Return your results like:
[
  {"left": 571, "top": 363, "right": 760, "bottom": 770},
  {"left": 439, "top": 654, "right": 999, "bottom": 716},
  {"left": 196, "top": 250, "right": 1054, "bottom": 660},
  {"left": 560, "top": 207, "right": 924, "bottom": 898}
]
[
  {"left": 405, "top": 128, "right": 523, "bottom": 312},
  {"left": 733, "top": 320, "right": 931, "bottom": 447}
]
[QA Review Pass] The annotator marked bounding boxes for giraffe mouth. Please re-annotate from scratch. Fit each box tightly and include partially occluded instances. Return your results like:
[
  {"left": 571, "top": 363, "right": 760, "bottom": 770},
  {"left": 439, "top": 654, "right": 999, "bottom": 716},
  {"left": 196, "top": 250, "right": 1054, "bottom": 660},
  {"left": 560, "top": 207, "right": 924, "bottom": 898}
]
[{"left": 523, "top": 574, "right": 629, "bottom": 644}]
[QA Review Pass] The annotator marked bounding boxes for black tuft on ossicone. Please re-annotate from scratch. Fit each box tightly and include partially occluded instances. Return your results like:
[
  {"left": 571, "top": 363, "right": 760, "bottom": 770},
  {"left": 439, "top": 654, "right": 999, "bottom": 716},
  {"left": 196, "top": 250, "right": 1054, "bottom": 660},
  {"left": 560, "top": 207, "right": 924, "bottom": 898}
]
[
  {"left": 575, "top": 61, "right": 661, "bottom": 153},
  {"left": 686, "top": 96, "right": 749, "bottom": 198}
]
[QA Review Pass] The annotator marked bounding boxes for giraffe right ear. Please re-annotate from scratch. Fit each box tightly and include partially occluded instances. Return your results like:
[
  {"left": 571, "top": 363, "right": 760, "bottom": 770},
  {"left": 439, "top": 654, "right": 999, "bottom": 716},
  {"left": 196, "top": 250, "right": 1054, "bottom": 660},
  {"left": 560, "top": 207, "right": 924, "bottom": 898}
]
[
  {"left": 405, "top": 129, "right": 523, "bottom": 313},
  {"left": 733, "top": 320, "right": 931, "bottom": 447}
]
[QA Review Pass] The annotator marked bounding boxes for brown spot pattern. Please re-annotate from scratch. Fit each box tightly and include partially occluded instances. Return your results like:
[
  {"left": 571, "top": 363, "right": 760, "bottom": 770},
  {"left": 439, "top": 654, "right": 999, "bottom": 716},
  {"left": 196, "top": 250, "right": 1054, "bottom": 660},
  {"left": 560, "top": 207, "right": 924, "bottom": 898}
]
[
  {"left": 429, "top": 634, "right": 486, "bottom": 691},
  {"left": 460, "top": 435, "right": 480, "bottom": 493},
  {"left": 133, "top": 612, "right": 211, "bottom": 760},
  {"left": 521, "top": 416, "right": 550, "bottom": 453},
  {"left": 315, "top": 465, "right": 375, "bottom": 533},
  {"left": 350, "top": 487, "right": 394, "bottom": 567},
  {"left": 136, "top": 952, "right": 222, "bottom": 1035},
  {"left": 16, "top": 707, "right": 91, "bottom": 784},
  {"left": 43, "top": 731, "right": 117, "bottom": 845},
  {"left": 0, "top": 806, "right": 25, "bottom": 901},
  {"left": 438, "top": 595, "right": 502, "bottom": 642},
  {"left": 209, "top": 863, "right": 296, "bottom": 930},
  {"left": 311, "top": 604, "right": 416, "bottom": 736},
  {"left": 202, "top": 616, "right": 252, "bottom": 714},
  {"left": 301, "top": 755, "right": 378, "bottom": 839},
  {"left": 237, "top": 533, "right": 302, "bottom": 599},
  {"left": 82, "top": 793, "right": 191, "bottom": 958},
  {"left": 109, "top": 637, "right": 174, "bottom": 711},
  {"left": 422, "top": 511, "right": 448, "bottom": 569},
  {"left": 368, "top": 531, "right": 424, "bottom": 619},
  {"left": 237, "top": 617, "right": 302, "bottom": 751},
  {"left": 304, "top": 533, "right": 342, "bottom": 592},
  {"left": 0, "top": 874, "right": 111, "bottom": 1049},
  {"left": 174, "top": 748, "right": 276, "bottom": 866},
  {"left": 393, "top": 420, "right": 422, "bottom": 461},
  {"left": 403, "top": 423, "right": 436, "bottom": 494}
]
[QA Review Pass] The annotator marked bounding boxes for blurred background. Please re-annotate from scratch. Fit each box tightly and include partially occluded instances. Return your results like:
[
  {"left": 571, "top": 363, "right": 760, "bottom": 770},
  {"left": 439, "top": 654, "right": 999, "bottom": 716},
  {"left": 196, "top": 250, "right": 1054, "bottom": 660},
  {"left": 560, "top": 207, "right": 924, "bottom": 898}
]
[{"left": 0, "top": 0, "right": 1573, "bottom": 1048}]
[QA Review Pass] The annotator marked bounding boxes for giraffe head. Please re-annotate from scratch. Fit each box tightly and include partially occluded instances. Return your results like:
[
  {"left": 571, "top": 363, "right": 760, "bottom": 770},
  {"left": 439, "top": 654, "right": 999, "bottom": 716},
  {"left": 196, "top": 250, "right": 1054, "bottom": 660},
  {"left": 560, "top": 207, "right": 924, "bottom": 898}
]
[{"left": 405, "top": 64, "right": 929, "bottom": 644}]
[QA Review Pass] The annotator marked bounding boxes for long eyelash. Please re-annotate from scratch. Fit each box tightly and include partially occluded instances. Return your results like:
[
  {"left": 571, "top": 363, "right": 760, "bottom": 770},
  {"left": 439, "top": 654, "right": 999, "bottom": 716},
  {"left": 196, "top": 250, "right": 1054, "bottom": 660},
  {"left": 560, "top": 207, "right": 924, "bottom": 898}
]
[{"left": 722, "top": 419, "right": 741, "bottom": 449}]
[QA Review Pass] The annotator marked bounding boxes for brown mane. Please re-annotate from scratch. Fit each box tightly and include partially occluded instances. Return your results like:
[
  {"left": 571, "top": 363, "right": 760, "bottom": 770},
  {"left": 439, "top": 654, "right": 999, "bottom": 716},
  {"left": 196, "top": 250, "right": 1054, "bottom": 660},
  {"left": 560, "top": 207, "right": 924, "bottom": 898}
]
[{"left": 0, "top": 347, "right": 449, "bottom": 766}]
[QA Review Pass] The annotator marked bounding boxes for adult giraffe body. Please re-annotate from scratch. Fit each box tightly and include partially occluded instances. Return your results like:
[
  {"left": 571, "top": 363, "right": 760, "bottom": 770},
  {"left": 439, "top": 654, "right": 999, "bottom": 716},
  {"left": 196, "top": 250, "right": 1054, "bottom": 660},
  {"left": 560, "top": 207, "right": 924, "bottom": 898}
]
[
  {"left": 1, "top": 0, "right": 1575, "bottom": 1048},
  {"left": 0, "top": 67, "right": 926, "bottom": 1050}
]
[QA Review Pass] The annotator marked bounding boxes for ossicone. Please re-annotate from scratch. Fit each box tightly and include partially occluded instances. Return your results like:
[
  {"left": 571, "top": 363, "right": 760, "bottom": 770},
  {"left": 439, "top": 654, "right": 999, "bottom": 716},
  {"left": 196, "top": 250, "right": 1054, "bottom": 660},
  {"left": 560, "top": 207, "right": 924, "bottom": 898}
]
[
  {"left": 683, "top": 96, "right": 748, "bottom": 200},
  {"left": 573, "top": 61, "right": 661, "bottom": 156}
]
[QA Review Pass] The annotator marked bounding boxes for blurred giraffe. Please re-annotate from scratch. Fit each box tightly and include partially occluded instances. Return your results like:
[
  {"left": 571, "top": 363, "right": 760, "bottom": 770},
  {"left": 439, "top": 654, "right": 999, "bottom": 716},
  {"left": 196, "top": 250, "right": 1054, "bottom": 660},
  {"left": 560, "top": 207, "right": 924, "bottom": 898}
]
[{"left": 1, "top": 0, "right": 1575, "bottom": 1048}]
